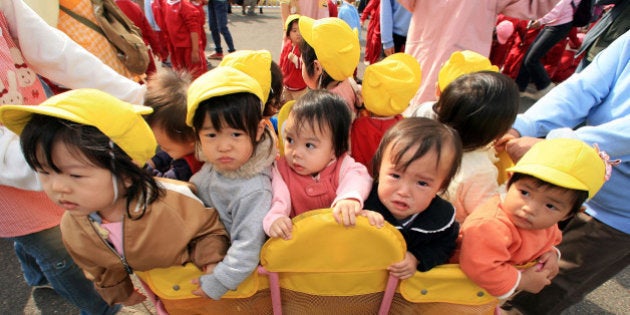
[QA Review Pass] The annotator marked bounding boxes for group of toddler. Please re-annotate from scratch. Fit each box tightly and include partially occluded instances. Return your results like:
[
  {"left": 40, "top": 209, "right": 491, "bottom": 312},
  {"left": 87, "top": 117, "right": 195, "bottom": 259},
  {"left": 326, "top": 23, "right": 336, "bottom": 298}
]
[{"left": 0, "top": 14, "right": 613, "bottom": 314}]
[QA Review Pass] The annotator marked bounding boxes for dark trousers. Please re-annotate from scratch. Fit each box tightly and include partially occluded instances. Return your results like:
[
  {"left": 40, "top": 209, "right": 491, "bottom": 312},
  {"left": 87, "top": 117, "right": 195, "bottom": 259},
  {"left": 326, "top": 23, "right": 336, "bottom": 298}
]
[
  {"left": 207, "top": 0, "right": 236, "bottom": 53},
  {"left": 515, "top": 22, "right": 573, "bottom": 91},
  {"left": 503, "top": 212, "right": 630, "bottom": 314}
]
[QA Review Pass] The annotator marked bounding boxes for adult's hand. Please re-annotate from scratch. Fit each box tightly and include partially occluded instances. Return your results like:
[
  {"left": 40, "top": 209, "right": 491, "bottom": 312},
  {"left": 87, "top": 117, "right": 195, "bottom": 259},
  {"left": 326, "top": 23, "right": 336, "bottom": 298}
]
[{"left": 506, "top": 136, "right": 543, "bottom": 162}]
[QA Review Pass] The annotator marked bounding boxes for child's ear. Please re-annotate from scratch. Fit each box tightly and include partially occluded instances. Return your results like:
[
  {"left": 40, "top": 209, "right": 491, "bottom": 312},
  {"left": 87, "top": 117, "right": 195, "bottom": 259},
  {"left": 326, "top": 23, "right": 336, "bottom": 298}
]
[
  {"left": 256, "top": 120, "right": 266, "bottom": 142},
  {"left": 313, "top": 60, "right": 323, "bottom": 76}
]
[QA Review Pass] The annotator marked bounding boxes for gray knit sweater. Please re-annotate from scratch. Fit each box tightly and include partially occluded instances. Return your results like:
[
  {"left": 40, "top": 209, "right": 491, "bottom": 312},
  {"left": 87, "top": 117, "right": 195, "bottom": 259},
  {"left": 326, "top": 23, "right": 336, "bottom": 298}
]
[{"left": 191, "top": 132, "right": 276, "bottom": 299}]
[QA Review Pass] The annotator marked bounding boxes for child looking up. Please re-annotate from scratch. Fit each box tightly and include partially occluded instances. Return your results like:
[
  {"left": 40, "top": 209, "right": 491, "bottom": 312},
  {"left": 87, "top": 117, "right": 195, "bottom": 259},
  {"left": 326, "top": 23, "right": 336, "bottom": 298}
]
[
  {"left": 299, "top": 16, "right": 361, "bottom": 117},
  {"left": 264, "top": 90, "right": 374, "bottom": 240},
  {"left": 351, "top": 53, "right": 421, "bottom": 172},
  {"left": 418, "top": 71, "right": 519, "bottom": 223},
  {"left": 0, "top": 89, "right": 229, "bottom": 308},
  {"left": 280, "top": 14, "right": 308, "bottom": 102},
  {"left": 364, "top": 117, "right": 463, "bottom": 279},
  {"left": 459, "top": 138, "right": 608, "bottom": 299},
  {"left": 186, "top": 67, "right": 277, "bottom": 300},
  {"left": 144, "top": 68, "right": 203, "bottom": 181}
]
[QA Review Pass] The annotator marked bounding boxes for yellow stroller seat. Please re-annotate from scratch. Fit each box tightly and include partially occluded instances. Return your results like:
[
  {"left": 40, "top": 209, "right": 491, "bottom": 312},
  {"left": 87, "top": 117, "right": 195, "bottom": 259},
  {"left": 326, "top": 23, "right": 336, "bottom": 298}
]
[{"left": 259, "top": 209, "right": 406, "bottom": 315}]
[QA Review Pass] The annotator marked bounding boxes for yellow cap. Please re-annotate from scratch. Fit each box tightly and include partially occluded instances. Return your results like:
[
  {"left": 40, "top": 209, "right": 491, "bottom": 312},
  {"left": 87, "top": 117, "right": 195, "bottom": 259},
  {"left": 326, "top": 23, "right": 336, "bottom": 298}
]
[
  {"left": 186, "top": 66, "right": 264, "bottom": 126},
  {"left": 507, "top": 138, "right": 606, "bottom": 198},
  {"left": 438, "top": 50, "right": 499, "bottom": 91},
  {"left": 299, "top": 16, "right": 360, "bottom": 81},
  {"left": 0, "top": 89, "right": 156, "bottom": 165},
  {"left": 219, "top": 50, "right": 272, "bottom": 104},
  {"left": 363, "top": 53, "right": 422, "bottom": 117},
  {"left": 284, "top": 14, "right": 300, "bottom": 31}
]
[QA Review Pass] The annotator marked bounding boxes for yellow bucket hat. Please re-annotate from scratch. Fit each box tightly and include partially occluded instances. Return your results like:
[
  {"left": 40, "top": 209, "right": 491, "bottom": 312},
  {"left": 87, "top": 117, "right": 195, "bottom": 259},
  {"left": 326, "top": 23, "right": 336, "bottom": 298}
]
[
  {"left": 284, "top": 14, "right": 300, "bottom": 31},
  {"left": 219, "top": 50, "right": 272, "bottom": 104},
  {"left": 362, "top": 53, "right": 422, "bottom": 117},
  {"left": 437, "top": 50, "right": 499, "bottom": 92},
  {"left": 299, "top": 16, "right": 360, "bottom": 81},
  {"left": 0, "top": 88, "right": 156, "bottom": 165},
  {"left": 507, "top": 138, "right": 606, "bottom": 198},
  {"left": 186, "top": 66, "right": 264, "bottom": 126}
]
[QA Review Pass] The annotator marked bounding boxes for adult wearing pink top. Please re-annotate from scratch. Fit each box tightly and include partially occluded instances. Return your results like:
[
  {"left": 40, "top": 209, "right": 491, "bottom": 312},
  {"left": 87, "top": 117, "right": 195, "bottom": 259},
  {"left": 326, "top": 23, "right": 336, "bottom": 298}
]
[{"left": 398, "top": 0, "right": 561, "bottom": 115}]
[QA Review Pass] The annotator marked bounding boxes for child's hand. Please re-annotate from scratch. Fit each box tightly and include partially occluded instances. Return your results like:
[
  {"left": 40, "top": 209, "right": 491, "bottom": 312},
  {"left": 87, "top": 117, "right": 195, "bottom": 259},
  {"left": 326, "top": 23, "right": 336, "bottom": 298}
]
[
  {"left": 518, "top": 267, "right": 551, "bottom": 293},
  {"left": 191, "top": 278, "right": 211, "bottom": 299},
  {"left": 359, "top": 210, "right": 385, "bottom": 228},
  {"left": 537, "top": 250, "right": 560, "bottom": 280},
  {"left": 332, "top": 199, "right": 362, "bottom": 226},
  {"left": 121, "top": 289, "right": 146, "bottom": 306},
  {"left": 387, "top": 252, "right": 419, "bottom": 280},
  {"left": 269, "top": 217, "right": 294, "bottom": 240},
  {"left": 202, "top": 263, "right": 218, "bottom": 274}
]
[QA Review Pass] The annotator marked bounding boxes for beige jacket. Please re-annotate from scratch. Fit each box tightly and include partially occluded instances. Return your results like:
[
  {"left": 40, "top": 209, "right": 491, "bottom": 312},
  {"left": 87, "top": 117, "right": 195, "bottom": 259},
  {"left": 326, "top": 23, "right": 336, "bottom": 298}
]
[{"left": 60, "top": 179, "right": 229, "bottom": 305}]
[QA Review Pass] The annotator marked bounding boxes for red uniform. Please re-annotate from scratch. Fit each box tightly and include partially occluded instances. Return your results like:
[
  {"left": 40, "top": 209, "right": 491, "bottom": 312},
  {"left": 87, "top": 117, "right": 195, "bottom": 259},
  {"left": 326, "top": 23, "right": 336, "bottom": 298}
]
[
  {"left": 162, "top": 0, "right": 207, "bottom": 78},
  {"left": 115, "top": 0, "right": 161, "bottom": 76}
]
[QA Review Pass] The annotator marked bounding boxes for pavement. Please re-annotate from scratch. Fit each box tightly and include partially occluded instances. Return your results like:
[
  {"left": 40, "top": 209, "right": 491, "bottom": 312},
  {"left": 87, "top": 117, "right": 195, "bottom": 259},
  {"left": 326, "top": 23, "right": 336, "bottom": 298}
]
[{"left": 1, "top": 5, "right": 628, "bottom": 315}]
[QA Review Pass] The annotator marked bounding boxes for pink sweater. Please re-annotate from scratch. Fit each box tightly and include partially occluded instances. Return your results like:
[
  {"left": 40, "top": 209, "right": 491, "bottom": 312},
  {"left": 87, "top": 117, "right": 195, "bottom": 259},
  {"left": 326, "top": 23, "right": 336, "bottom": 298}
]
[
  {"left": 264, "top": 154, "right": 372, "bottom": 235},
  {"left": 398, "top": 0, "right": 561, "bottom": 110},
  {"left": 538, "top": 0, "right": 579, "bottom": 26}
]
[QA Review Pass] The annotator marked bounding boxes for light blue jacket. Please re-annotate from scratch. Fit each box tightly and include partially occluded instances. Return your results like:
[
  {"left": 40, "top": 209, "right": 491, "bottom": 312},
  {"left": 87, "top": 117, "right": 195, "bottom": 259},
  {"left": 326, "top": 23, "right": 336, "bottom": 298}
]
[
  {"left": 380, "top": 0, "right": 411, "bottom": 50},
  {"left": 338, "top": 1, "right": 361, "bottom": 39},
  {"left": 514, "top": 30, "right": 630, "bottom": 234}
]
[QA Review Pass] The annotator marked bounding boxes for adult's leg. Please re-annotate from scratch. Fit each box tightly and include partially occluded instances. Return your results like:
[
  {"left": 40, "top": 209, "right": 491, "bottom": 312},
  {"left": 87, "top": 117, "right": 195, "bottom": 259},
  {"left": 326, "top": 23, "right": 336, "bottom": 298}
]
[
  {"left": 520, "top": 22, "right": 572, "bottom": 90},
  {"left": 503, "top": 213, "right": 630, "bottom": 314},
  {"left": 215, "top": 1, "right": 236, "bottom": 52},
  {"left": 207, "top": 1, "right": 224, "bottom": 53},
  {"left": 13, "top": 226, "right": 120, "bottom": 315}
]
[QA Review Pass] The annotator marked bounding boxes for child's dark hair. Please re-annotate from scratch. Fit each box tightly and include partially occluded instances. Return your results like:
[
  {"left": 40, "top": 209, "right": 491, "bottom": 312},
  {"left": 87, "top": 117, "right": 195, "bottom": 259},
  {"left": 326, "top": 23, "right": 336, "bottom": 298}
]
[
  {"left": 507, "top": 173, "right": 588, "bottom": 216},
  {"left": 20, "top": 115, "right": 163, "bottom": 220},
  {"left": 290, "top": 90, "right": 351, "bottom": 157},
  {"left": 434, "top": 71, "right": 519, "bottom": 151},
  {"left": 192, "top": 92, "right": 271, "bottom": 149},
  {"left": 144, "top": 68, "right": 195, "bottom": 144},
  {"left": 264, "top": 61, "right": 284, "bottom": 118},
  {"left": 372, "top": 117, "right": 463, "bottom": 191},
  {"left": 300, "top": 40, "right": 336, "bottom": 88},
  {"left": 285, "top": 18, "right": 298, "bottom": 39}
]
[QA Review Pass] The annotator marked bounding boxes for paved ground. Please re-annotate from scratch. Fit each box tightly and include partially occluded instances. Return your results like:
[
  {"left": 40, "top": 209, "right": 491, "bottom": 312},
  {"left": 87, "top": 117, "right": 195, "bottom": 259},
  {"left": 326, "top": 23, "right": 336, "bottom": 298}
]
[{"left": 2, "top": 5, "right": 628, "bottom": 315}]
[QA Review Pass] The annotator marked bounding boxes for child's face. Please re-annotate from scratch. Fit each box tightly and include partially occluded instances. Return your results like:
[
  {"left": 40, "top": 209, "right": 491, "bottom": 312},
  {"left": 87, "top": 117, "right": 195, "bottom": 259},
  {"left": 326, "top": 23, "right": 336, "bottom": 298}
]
[
  {"left": 289, "top": 22, "right": 302, "bottom": 45},
  {"left": 36, "top": 142, "right": 126, "bottom": 218},
  {"left": 283, "top": 114, "right": 336, "bottom": 176},
  {"left": 197, "top": 114, "right": 262, "bottom": 173},
  {"left": 151, "top": 126, "right": 195, "bottom": 160},
  {"left": 503, "top": 177, "right": 574, "bottom": 230},
  {"left": 377, "top": 143, "right": 454, "bottom": 220}
]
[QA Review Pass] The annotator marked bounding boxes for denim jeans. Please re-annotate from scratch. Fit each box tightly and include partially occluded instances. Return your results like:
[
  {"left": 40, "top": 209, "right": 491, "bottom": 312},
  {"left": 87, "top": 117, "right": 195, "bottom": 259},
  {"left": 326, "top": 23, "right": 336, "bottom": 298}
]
[
  {"left": 515, "top": 22, "right": 573, "bottom": 91},
  {"left": 207, "top": 0, "right": 236, "bottom": 53},
  {"left": 13, "top": 226, "right": 120, "bottom": 315}
]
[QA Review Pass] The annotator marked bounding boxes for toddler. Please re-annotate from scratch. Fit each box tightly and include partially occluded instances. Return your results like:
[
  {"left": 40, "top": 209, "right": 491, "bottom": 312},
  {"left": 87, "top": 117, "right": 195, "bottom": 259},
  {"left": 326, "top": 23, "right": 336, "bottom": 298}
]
[
  {"left": 364, "top": 117, "right": 463, "bottom": 278},
  {"left": 459, "top": 138, "right": 608, "bottom": 298},
  {"left": 144, "top": 68, "right": 202, "bottom": 181},
  {"left": 0, "top": 89, "right": 229, "bottom": 310},
  {"left": 418, "top": 71, "right": 519, "bottom": 223},
  {"left": 351, "top": 53, "right": 421, "bottom": 172},
  {"left": 161, "top": 0, "right": 207, "bottom": 78},
  {"left": 264, "top": 90, "right": 374, "bottom": 240},
  {"left": 408, "top": 50, "right": 499, "bottom": 117},
  {"left": 186, "top": 66, "right": 277, "bottom": 300},
  {"left": 299, "top": 16, "right": 361, "bottom": 117},
  {"left": 279, "top": 14, "right": 308, "bottom": 102}
]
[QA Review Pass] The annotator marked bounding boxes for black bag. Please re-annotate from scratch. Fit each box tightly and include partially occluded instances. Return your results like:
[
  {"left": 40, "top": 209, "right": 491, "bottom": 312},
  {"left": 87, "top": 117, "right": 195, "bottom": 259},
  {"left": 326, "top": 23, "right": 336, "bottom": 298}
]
[{"left": 572, "top": 0, "right": 595, "bottom": 27}]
